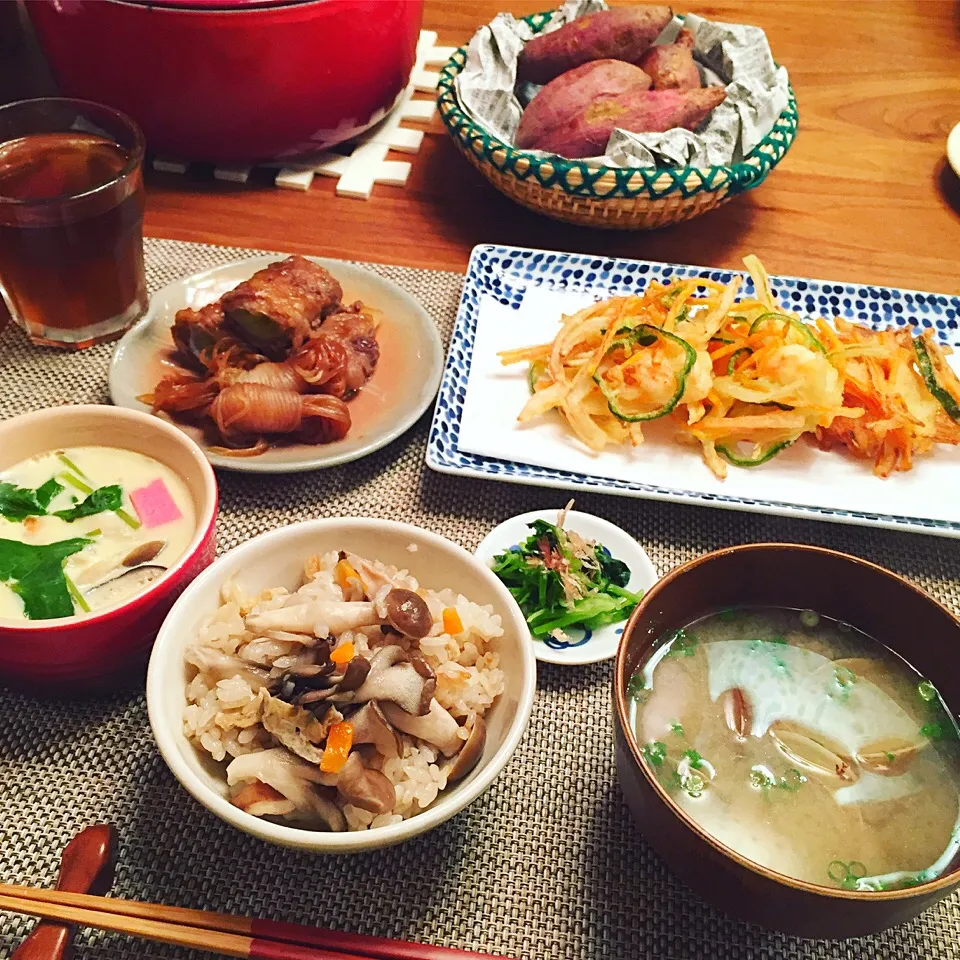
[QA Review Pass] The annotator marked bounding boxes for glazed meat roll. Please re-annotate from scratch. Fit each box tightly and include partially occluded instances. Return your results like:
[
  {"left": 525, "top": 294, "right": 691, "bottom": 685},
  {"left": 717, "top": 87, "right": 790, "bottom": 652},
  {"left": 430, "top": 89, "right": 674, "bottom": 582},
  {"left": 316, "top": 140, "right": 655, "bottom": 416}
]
[
  {"left": 317, "top": 307, "right": 381, "bottom": 399},
  {"left": 221, "top": 256, "right": 344, "bottom": 358},
  {"left": 171, "top": 300, "right": 230, "bottom": 372}
]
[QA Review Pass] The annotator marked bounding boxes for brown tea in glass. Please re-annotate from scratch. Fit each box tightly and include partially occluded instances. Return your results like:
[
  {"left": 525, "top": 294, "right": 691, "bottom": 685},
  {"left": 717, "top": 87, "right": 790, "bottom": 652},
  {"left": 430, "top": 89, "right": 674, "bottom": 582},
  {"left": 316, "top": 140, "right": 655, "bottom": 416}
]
[{"left": 0, "top": 99, "right": 147, "bottom": 349}]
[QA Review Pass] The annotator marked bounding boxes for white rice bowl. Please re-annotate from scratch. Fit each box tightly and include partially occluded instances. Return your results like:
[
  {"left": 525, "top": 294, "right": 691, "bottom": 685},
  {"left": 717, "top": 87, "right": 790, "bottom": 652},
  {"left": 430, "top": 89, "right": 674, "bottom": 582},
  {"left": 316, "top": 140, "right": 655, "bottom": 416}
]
[{"left": 147, "top": 519, "right": 536, "bottom": 853}]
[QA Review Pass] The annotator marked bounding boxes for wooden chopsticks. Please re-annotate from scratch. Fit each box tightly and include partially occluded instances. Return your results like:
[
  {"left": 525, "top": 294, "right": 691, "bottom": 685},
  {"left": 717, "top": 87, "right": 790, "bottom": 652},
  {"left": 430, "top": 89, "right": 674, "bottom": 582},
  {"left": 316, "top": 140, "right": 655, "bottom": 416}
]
[{"left": 0, "top": 884, "right": 511, "bottom": 960}]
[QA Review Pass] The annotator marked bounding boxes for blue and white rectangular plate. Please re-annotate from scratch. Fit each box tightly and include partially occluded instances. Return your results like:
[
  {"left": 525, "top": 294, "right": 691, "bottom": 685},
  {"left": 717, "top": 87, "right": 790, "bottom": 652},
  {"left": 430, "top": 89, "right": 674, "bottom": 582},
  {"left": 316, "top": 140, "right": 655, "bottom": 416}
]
[{"left": 426, "top": 245, "right": 960, "bottom": 539}]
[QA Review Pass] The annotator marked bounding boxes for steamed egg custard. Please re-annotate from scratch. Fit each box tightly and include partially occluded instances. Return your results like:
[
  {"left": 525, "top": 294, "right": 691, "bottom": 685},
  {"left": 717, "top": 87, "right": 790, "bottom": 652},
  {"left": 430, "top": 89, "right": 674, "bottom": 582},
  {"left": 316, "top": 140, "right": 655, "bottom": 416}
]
[
  {"left": 629, "top": 608, "right": 960, "bottom": 891},
  {"left": 0, "top": 447, "right": 195, "bottom": 620}
]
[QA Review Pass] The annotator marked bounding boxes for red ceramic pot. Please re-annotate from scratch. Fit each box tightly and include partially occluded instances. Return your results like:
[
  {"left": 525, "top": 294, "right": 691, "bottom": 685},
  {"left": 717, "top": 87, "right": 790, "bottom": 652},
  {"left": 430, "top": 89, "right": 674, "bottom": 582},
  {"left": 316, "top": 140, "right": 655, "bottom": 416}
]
[
  {"left": 0, "top": 405, "right": 218, "bottom": 692},
  {"left": 26, "top": 0, "right": 424, "bottom": 163}
]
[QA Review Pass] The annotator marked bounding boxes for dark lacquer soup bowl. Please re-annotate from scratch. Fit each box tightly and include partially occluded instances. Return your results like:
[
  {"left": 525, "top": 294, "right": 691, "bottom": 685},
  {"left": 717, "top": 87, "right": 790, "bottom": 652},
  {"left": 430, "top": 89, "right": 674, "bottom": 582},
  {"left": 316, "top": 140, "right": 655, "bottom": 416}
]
[{"left": 613, "top": 543, "right": 960, "bottom": 939}]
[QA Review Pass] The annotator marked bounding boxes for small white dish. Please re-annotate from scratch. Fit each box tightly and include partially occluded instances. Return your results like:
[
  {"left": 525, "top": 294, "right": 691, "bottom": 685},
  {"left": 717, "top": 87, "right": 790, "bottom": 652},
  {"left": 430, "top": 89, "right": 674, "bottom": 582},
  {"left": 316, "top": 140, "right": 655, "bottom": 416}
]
[
  {"left": 474, "top": 508, "right": 657, "bottom": 666},
  {"left": 948, "top": 121, "right": 960, "bottom": 179},
  {"left": 109, "top": 255, "right": 444, "bottom": 474}
]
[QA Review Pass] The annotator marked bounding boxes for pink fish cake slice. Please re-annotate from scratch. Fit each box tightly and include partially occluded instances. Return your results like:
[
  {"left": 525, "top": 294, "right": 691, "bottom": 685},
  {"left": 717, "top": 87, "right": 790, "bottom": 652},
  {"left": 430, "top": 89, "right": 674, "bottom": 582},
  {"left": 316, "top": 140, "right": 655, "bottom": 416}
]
[{"left": 130, "top": 478, "right": 183, "bottom": 529}]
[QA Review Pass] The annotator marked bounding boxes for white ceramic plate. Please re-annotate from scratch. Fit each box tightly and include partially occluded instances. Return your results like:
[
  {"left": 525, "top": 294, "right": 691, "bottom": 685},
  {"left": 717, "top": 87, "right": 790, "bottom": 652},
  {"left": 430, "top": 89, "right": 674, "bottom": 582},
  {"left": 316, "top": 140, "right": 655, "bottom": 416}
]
[
  {"left": 110, "top": 255, "right": 444, "bottom": 473},
  {"left": 427, "top": 244, "right": 960, "bottom": 539},
  {"left": 948, "top": 121, "right": 960, "bottom": 179},
  {"left": 474, "top": 508, "right": 657, "bottom": 665}
]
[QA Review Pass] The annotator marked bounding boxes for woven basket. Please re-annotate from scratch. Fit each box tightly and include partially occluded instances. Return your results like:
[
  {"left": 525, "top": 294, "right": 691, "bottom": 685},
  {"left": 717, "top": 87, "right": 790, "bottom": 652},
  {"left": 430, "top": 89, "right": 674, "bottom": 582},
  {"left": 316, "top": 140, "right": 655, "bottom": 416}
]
[{"left": 437, "top": 10, "right": 799, "bottom": 230}]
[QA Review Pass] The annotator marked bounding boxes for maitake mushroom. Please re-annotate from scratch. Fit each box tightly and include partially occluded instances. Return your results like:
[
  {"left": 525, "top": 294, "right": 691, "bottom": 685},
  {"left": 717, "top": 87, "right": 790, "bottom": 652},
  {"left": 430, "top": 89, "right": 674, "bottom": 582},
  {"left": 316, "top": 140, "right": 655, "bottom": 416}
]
[
  {"left": 349, "top": 701, "right": 401, "bottom": 759},
  {"left": 227, "top": 747, "right": 346, "bottom": 832},
  {"left": 381, "top": 699, "right": 462, "bottom": 757},
  {"left": 220, "top": 576, "right": 492, "bottom": 830},
  {"left": 245, "top": 588, "right": 434, "bottom": 641},
  {"left": 246, "top": 600, "right": 380, "bottom": 636},
  {"left": 296, "top": 645, "right": 435, "bottom": 716},
  {"left": 185, "top": 646, "right": 272, "bottom": 691}
]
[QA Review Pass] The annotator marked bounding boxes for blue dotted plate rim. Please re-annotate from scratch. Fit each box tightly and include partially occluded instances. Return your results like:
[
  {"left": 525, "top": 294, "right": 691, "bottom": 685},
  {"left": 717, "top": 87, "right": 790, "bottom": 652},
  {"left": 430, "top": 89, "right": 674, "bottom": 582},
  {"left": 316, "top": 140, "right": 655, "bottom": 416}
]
[{"left": 426, "top": 244, "right": 960, "bottom": 540}]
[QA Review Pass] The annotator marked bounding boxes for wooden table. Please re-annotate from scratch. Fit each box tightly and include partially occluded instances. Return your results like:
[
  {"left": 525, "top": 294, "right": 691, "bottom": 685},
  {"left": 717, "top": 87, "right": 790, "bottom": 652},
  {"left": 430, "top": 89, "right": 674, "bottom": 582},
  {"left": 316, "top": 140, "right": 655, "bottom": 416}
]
[{"left": 4, "top": 0, "right": 960, "bottom": 293}]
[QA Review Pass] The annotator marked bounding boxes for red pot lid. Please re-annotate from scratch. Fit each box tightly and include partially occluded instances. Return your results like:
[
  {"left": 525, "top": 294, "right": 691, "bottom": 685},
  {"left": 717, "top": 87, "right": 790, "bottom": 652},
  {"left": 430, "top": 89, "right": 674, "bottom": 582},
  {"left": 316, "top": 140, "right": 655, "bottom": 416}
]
[{"left": 118, "top": 0, "right": 320, "bottom": 10}]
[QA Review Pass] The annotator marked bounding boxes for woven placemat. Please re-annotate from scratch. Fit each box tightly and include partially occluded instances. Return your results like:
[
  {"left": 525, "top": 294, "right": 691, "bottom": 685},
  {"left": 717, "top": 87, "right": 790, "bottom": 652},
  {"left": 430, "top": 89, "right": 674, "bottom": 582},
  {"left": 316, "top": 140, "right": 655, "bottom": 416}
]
[{"left": 1, "top": 238, "right": 959, "bottom": 960}]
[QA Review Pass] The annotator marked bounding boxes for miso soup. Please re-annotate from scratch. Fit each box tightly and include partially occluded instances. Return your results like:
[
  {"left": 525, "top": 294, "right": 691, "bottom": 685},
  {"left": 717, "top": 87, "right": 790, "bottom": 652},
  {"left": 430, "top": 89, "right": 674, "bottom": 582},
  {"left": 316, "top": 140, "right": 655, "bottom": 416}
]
[{"left": 628, "top": 607, "right": 960, "bottom": 891}]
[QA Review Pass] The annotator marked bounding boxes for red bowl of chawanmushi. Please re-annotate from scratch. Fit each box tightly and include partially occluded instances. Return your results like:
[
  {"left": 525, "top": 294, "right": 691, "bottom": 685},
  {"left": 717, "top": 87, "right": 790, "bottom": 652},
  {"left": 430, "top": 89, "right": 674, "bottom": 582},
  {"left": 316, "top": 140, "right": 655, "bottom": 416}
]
[{"left": 0, "top": 405, "right": 217, "bottom": 690}]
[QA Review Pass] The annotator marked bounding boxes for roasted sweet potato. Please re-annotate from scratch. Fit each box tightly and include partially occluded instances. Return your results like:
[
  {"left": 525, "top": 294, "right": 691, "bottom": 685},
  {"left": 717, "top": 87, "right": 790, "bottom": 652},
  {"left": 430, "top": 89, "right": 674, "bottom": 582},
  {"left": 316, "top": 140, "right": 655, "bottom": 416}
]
[
  {"left": 522, "top": 86, "right": 727, "bottom": 159},
  {"left": 516, "top": 60, "right": 651, "bottom": 150},
  {"left": 517, "top": 6, "right": 674, "bottom": 86},
  {"left": 639, "top": 28, "right": 701, "bottom": 90}
]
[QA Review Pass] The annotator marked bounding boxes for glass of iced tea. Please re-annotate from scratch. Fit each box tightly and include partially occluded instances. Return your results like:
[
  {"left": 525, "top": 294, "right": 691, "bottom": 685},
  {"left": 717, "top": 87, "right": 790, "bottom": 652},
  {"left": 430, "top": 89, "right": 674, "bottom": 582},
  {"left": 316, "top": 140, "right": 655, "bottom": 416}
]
[{"left": 0, "top": 98, "right": 147, "bottom": 349}]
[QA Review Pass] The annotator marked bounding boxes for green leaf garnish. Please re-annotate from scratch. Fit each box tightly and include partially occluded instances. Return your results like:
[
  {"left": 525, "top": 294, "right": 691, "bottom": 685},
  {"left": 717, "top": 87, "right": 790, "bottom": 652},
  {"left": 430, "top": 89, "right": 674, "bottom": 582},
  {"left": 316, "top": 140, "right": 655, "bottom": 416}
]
[
  {"left": 827, "top": 860, "right": 849, "bottom": 882},
  {"left": 921, "top": 722, "right": 945, "bottom": 740},
  {"left": 661, "top": 287, "right": 682, "bottom": 307},
  {"left": 0, "top": 478, "right": 64, "bottom": 522},
  {"left": 667, "top": 629, "right": 698, "bottom": 657},
  {"left": 777, "top": 768, "right": 806, "bottom": 792},
  {"left": 749, "top": 767, "right": 775, "bottom": 789},
  {"left": 750, "top": 765, "right": 805, "bottom": 794},
  {"left": 829, "top": 859, "right": 867, "bottom": 889},
  {"left": 679, "top": 770, "right": 705, "bottom": 797},
  {"left": 0, "top": 537, "right": 90, "bottom": 619},
  {"left": 35, "top": 478, "right": 64, "bottom": 509},
  {"left": 527, "top": 359, "right": 547, "bottom": 394},
  {"left": 799, "top": 609, "right": 820, "bottom": 628},
  {"left": 772, "top": 654, "right": 790, "bottom": 676},
  {"left": 491, "top": 515, "right": 642, "bottom": 639},
  {"left": 829, "top": 665, "right": 856, "bottom": 702},
  {"left": 626, "top": 672, "right": 647, "bottom": 699},
  {"left": 642, "top": 741, "right": 667, "bottom": 767},
  {"left": 114, "top": 507, "right": 141, "bottom": 530},
  {"left": 54, "top": 485, "right": 123, "bottom": 522}
]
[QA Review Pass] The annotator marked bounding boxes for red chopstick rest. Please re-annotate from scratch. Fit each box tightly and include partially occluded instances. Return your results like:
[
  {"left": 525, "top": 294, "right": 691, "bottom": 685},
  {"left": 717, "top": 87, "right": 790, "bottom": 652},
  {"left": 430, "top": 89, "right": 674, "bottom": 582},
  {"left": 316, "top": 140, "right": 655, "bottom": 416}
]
[{"left": 11, "top": 825, "right": 117, "bottom": 960}]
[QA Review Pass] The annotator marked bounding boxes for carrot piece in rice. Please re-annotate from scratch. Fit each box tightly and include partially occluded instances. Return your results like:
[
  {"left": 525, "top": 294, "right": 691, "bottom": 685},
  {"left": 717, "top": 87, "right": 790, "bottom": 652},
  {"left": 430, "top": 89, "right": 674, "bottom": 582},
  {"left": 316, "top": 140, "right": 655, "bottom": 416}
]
[
  {"left": 320, "top": 721, "right": 354, "bottom": 773},
  {"left": 442, "top": 607, "right": 464, "bottom": 635}
]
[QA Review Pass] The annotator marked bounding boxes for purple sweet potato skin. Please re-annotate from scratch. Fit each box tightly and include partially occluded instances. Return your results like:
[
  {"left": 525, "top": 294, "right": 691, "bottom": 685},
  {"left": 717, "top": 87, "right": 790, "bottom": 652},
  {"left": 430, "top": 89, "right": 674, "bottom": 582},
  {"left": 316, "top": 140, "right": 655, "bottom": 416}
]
[
  {"left": 526, "top": 86, "right": 727, "bottom": 159},
  {"left": 516, "top": 60, "right": 651, "bottom": 150},
  {"left": 617, "top": 86, "right": 726, "bottom": 133},
  {"left": 517, "top": 6, "right": 674, "bottom": 86},
  {"left": 639, "top": 28, "right": 701, "bottom": 90}
]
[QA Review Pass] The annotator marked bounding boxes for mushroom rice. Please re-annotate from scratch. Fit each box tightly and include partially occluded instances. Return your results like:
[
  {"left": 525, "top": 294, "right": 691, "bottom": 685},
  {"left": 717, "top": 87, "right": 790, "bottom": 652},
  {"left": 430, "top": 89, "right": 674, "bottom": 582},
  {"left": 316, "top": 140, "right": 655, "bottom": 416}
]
[{"left": 183, "top": 550, "right": 505, "bottom": 831}]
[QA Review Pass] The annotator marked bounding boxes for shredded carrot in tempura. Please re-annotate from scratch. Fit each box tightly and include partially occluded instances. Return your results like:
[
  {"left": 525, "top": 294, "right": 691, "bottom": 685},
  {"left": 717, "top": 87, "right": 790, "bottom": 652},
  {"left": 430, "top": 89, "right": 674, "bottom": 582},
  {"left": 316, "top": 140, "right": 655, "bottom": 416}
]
[{"left": 499, "top": 256, "right": 960, "bottom": 479}]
